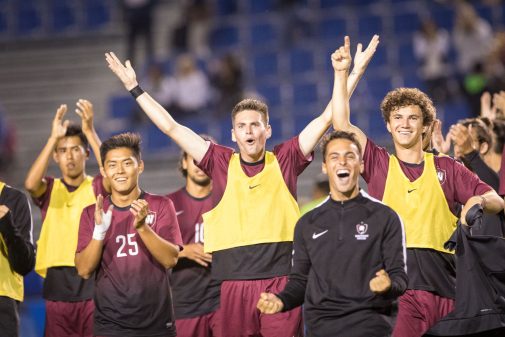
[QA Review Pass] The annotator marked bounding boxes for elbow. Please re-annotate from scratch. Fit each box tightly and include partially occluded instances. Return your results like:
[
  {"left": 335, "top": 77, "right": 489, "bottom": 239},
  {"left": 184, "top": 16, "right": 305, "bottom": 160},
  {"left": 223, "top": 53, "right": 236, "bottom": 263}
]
[
  {"left": 76, "top": 266, "right": 92, "bottom": 280},
  {"left": 162, "top": 253, "right": 179, "bottom": 269},
  {"left": 24, "top": 180, "right": 36, "bottom": 195}
]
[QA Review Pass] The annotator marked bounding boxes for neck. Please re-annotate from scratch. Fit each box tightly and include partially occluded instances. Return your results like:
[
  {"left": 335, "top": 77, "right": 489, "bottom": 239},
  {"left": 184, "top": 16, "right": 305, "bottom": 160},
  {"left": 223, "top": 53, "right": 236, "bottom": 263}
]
[
  {"left": 330, "top": 186, "right": 359, "bottom": 202},
  {"left": 62, "top": 172, "right": 86, "bottom": 187},
  {"left": 111, "top": 186, "right": 142, "bottom": 207},
  {"left": 241, "top": 149, "right": 266, "bottom": 163},
  {"left": 185, "top": 180, "right": 211, "bottom": 198},
  {"left": 394, "top": 142, "right": 424, "bottom": 164},
  {"left": 483, "top": 152, "right": 501, "bottom": 173}
]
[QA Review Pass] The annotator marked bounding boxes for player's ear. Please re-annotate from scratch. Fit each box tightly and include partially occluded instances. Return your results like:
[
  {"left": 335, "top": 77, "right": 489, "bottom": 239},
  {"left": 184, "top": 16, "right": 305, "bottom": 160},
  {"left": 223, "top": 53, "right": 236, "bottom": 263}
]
[
  {"left": 138, "top": 160, "right": 144, "bottom": 174},
  {"left": 231, "top": 128, "right": 237, "bottom": 143}
]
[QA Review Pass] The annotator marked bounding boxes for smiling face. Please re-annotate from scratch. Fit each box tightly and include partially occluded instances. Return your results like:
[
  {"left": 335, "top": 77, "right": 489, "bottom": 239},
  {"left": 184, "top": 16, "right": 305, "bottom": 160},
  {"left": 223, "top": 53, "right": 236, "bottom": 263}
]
[
  {"left": 322, "top": 138, "right": 363, "bottom": 200},
  {"left": 101, "top": 147, "right": 143, "bottom": 196},
  {"left": 231, "top": 109, "right": 271, "bottom": 162},
  {"left": 53, "top": 136, "right": 89, "bottom": 181},
  {"left": 386, "top": 105, "right": 427, "bottom": 150}
]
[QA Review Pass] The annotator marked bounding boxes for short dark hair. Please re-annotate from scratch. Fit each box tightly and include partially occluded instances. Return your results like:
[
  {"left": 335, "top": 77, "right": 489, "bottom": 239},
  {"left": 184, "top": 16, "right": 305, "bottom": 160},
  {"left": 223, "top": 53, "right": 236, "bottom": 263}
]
[
  {"left": 380, "top": 88, "right": 436, "bottom": 127},
  {"left": 320, "top": 130, "right": 362, "bottom": 162},
  {"left": 100, "top": 132, "right": 142, "bottom": 166},
  {"left": 231, "top": 98, "right": 269, "bottom": 126},
  {"left": 55, "top": 123, "right": 88, "bottom": 150},
  {"left": 179, "top": 134, "right": 216, "bottom": 177}
]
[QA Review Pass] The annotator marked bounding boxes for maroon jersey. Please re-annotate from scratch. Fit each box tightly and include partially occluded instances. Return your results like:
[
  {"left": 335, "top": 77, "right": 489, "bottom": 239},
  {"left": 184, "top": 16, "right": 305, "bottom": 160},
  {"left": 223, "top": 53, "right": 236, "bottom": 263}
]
[
  {"left": 34, "top": 175, "right": 106, "bottom": 302},
  {"left": 196, "top": 136, "right": 312, "bottom": 280},
  {"left": 362, "top": 139, "right": 493, "bottom": 298},
  {"left": 167, "top": 188, "right": 221, "bottom": 319},
  {"left": 77, "top": 192, "right": 183, "bottom": 337}
]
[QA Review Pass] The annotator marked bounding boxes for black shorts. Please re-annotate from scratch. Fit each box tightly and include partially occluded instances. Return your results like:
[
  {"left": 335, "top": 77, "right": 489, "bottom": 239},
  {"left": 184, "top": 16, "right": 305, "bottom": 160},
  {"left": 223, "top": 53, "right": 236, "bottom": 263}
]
[{"left": 0, "top": 296, "right": 20, "bottom": 337}]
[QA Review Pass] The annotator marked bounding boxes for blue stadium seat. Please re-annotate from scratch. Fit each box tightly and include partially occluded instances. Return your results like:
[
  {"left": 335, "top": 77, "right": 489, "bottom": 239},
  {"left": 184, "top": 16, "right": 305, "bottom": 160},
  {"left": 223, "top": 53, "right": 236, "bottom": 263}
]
[
  {"left": 393, "top": 12, "right": 420, "bottom": 35},
  {"left": 319, "top": 17, "right": 346, "bottom": 40},
  {"left": 358, "top": 14, "right": 383, "bottom": 37},
  {"left": 398, "top": 39, "right": 416, "bottom": 68},
  {"left": 253, "top": 52, "right": 279, "bottom": 79},
  {"left": 51, "top": 1, "right": 76, "bottom": 32},
  {"left": 293, "top": 82, "right": 318, "bottom": 105},
  {"left": 215, "top": 0, "right": 237, "bottom": 16},
  {"left": 431, "top": 7, "right": 454, "bottom": 31},
  {"left": 16, "top": 2, "right": 41, "bottom": 35},
  {"left": 289, "top": 47, "right": 315, "bottom": 74},
  {"left": 441, "top": 99, "right": 471, "bottom": 128},
  {"left": 364, "top": 77, "right": 392, "bottom": 106},
  {"left": 0, "top": 10, "right": 6, "bottom": 33},
  {"left": 256, "top": 83, "right": 281, "bottom": 107},
  {"left": 248, "top": 0, "right": 275, "bottom": 14},
  {"left": 210, "top": 24, "right": 239, "bottom": 49},
  {"left": 250, "top": 22, "right": 277, "bottom": 45},
  {"left": 474, "top": 4, "right": 493, "bottom": 25},
  {"left": 146, "top": 124, "right": 171, "bottom": 151},
  {"left": 84, "top": 0, "right": 110, "bottom": 30},
  {"left": 109, "top": 95, "right": 136, "bottom": 120}
]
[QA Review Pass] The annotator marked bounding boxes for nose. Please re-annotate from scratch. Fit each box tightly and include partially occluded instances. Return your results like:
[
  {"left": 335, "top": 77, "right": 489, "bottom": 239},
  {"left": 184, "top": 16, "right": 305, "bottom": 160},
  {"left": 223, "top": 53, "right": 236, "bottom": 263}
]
[
  {"left": 245, "top": 125, "right": 252, "bottom": 134},
  {"left": 117, "top": 164, "right": 125, "bottom": 173}
]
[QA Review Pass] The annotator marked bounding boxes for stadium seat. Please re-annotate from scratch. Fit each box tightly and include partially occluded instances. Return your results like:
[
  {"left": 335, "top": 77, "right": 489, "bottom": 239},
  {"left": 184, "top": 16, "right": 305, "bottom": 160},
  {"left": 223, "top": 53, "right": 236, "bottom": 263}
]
[
  {"left": 248, "top": 0, "right": 275, "bottom": 14},
  {"left": 293, "top": 82, "right": 318, "bottom": 105},
  {"left": 51, "top": 1, "right": 76, "bottom": 32},
  {"left": 109, "top": 95, "right": 136, "bottom": 120},
  {"left": 84, "top": 0, "right": 110, "bottom": 30},
  {"left": 250, "top": 21, "right": 277, "bottom": 45},
  {"left": 253, "top": 52, "right": 279, "bottom": 79},
  {"left": 319, "top": 17, "right": 346, "bottom": 40},
  {"left": 289, "top": 47, "right": 315, "bottom": 74},
  {"left": 210, "top": 24, "right": 239, "bottom": 49},
  {"left": 358, "top": 14, "right": 383, "bottom": 38},
  {"left": 393, "top": 12, "right": 421, "bottom": 36},
  {"left": 255, "top": 83, "right": 281, "bottom": 107},
  {"left": 16, "top": 2, "right": 41, "bottom": 35}
]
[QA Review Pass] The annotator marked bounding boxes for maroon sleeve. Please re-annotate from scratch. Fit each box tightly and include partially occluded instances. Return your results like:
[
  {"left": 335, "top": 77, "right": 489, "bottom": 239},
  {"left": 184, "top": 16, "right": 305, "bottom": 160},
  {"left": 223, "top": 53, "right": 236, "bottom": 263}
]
[
  {"left": 155, "top": 197, "right": 183, "bottom": 249},
  {"left": 32, "top": 176, "right": 54, "bottom": 210},
  {"left": 362, "top": 138, "right": 390, "bottom": 183},
  {"left": 273, "top": 136, "right": 313, "bottom": 198},
  {"left": 76, "top": 205, "right": 95, "bottom": 253},
  {"left": 450, "top": 158, "right": 493, "bottom": 205},
  {"left": 92, "top": 174, "right": 108, "bottom": 197},
  {"left": 499, "top": 146, "right": 505, "bottom": 196},
  {"left": 196, "top": 142, "right": 234, "bottom": 178}
]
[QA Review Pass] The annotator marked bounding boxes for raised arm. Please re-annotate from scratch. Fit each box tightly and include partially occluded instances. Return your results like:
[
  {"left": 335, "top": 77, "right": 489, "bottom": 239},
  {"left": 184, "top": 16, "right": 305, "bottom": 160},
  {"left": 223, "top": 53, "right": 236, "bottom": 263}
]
[
  {"left": 76, "top": 99, "right": 110, "bottom": 192},
  {"left": 331, "top": 36, "right": 367, "bottom": 153},
  {"left": 105, "top": 52, "right": 209, "bottom": 162},
  {"left": 24, "top": 105, "right": 69, "bottom": 197},
  {"left": 298, "top": 36, "right": 378, "bottom": 156}
]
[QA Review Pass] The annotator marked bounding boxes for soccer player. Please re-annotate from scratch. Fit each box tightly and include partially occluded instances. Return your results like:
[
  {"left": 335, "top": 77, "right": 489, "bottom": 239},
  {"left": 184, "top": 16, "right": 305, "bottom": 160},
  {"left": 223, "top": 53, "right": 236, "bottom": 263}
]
[
  {"left": 167, "top": 136, "right": 221, "bottom": 337},
  {"left": 0, "top": 182, "right": 35, "bottom": 337},
  {"left": 331, "top": 36, "right": 504, "bottom": 337},
  {"left": 24, "top": 100, "right": 107, "bottom": 337},
  {"left": 105, "top": 35, "right": 378, "bottom": 337},
  {"left": 257, "top": 130, "right": 408, "bottom": 337},
  {"left": 75, "top": 132, "right": 182, "bottom": 337}
]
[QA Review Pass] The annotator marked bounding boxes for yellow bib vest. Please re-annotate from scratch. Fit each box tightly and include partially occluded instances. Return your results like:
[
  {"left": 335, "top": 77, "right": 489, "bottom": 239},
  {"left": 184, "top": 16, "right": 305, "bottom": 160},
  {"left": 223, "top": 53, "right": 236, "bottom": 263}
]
[
  {"left": 0, "top": 182, "right": 24, "bottom": 301},
  {"left": 203, "top": 152, "right": 300, "bottom": 253},
  {"left": 35, "top": 177, "right": 96, "bottom": 277},
  {"left": 382, "top": 152, "right": 457, "bottom": 254}
]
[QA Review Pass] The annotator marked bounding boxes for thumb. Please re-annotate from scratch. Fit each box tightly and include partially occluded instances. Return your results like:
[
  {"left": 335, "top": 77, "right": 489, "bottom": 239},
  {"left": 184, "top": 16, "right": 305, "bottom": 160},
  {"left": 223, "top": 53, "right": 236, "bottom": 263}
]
[
  {"left": 376, "top": 269, "right": 386, "bottom": 277},
  {"left": 125, "top": 60, "right": 133, "bottom": 70}
]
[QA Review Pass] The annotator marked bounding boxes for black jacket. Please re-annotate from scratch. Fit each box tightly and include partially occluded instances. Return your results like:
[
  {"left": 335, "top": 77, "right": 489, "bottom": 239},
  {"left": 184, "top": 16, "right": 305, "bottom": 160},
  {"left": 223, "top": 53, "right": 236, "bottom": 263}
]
[{"left": 277, "top": 190, "right": 408, "bottom": 337}]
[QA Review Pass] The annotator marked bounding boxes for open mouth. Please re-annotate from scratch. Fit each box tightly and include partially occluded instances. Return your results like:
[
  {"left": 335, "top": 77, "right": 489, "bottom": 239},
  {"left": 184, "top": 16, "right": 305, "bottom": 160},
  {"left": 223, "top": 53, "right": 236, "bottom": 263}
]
[
  {"left": 336, "top": 170, "right": 350, "bottom": 178},
  {"left": 246, "top": 138, "right": 255, "bottom": 145}
]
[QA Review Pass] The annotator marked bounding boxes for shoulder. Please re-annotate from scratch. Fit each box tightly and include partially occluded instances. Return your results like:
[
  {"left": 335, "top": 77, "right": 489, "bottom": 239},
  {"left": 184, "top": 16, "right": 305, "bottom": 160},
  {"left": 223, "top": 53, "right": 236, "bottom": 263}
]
[
  {"left": 145, "top": 193, "right": 175, "bottom": 209},
  {"left": 166, "top": 188, "right": 185, "bottom": 201},
  {"left": 360, "top": 190, "right": 401, "bottom": 221}
]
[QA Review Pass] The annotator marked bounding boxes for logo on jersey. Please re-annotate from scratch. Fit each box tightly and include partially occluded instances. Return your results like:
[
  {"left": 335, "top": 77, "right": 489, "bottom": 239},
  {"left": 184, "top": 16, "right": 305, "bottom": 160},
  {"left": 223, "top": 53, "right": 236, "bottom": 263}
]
[
  {"left": 312, "top": 230, "right": 328, "bottom": 239},
  {"left": 355, "top": 222, "right": 369, "bottom": 240},
  {"left": 145, "top": 211, "right": 157, "bottom": 226},
  {"left": 437, "top": 169, "right": 446, "bottom": 184}
]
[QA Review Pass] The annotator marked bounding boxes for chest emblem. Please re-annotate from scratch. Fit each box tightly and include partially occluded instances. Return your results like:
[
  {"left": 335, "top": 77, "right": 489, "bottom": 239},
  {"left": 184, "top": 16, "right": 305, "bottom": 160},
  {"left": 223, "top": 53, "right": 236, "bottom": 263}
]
[
  {"left": 355, "top": 222, "right": 369, "bottom": 240},
  {"left": 437, "top": 169, "right": 446, "bottom": 184},
  {"left": 145, "top": 211, "right": 157, "bottom": 226}
]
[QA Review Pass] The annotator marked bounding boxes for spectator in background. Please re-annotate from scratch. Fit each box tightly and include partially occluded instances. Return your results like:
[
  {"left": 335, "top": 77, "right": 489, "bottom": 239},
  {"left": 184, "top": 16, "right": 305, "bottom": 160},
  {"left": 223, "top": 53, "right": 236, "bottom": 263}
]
[
  {"left": 0, "top": 104, "right": 16, "bottom": 173},
  {"left": 453, "top": 2, "right": 493, "bottom": 75},
  {"left": 135, "top": 62, "right": 172, "bottom": 124},
  {"left": 171, "top": 0, "right": 211, "bottom": 57},
  {"left": 122, "top": 0, "right": 156, "bottom": 66},
  {"left": 164, "top": 54, "right": 211, "bottom": 118},
  {"left": 209, "top": 53, "right": 243, "bottom": 118},
  {"left": 413, "top": 18, "right": 451, "bottom": 104},
  {"left": 299, "top": 174, "right": 329, "bottom": 216}
]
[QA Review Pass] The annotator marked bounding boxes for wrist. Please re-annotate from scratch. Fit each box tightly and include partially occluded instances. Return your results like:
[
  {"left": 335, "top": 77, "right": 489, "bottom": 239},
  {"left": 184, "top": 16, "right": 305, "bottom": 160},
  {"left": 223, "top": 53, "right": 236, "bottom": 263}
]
[
  {"left": 129, "top": 85, "right": 144, "bottom": 99},
  {"left": 92, "top": 225, "right": 107, "bottom": 241},
  {"left": 126, "top": 82, "right": 139, "bottom": 92},
  {"left": 477, "top": 195, "right": 487, "bottom": 209}
]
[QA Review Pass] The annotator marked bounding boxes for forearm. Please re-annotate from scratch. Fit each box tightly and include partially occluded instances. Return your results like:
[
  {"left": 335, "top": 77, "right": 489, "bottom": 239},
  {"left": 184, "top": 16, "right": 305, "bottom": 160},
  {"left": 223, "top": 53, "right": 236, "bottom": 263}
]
[
  {"left": 347, "top": 67, "right": 365, "bottom": 98},
  {"left": 0, "top": 213, "right": 35, "bottom": 276},
  {"left": 276, "top": 275, "right": 306, "bottom": 312},
  {"left": 84, "top": 128, "right": 102, "bottom": 167},
  {"left": 136, "top": 225, "right": 179, "bottom": 269},
  {"left": 75, "top": 240, "right": 104, "bottom": 279},
  {"left": 24, "top": 137, "right": 56, "bottom": 196},
  {"left": 332, "top": 70, "right": 351, "bottom": 130},
  {"left": 481, "top": 190, "right": 504, "bottom": 214}
]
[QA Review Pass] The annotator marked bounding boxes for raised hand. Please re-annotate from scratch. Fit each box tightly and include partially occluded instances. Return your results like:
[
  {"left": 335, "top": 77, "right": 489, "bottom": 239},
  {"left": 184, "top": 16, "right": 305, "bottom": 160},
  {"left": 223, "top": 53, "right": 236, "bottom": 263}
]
[
  {"left": 257, "top": 292, "right": 284, "bottom": 314},
  {"left": 331, "top": 36, "right": 352, "bottom": 72},
  {"left": 369, "top": 269, "right": 391, "bottom": 294},
  {"left": 480, "top": 92, "right": 496, "bottom": 120},
  {"left": 130, "top": 199, "right": 149, "bottom": 229},
  {"left": 105, "top": 52, "right": 138, "bottom": 91},
  {"left": 181, "top": 243, "right": 212, "bottom": 267},
  {"left": 93, "top": 194, "right": 113, "bottom": 241},
  {"left": 431, "top": 119, "right": 451, "bottom": 154},
  {"left": 493, "top": 91, "right": 505, "bottom": 117},
  {"left": 449, "top": 123, "right": 474, "bottom": 157},
  {"left": 75, "top": 99, "right": 95, "bottom": 134},
  {"left": 51, "top": 104, "right": 69, "bottom": 141},
  {"left": 353, "top": 34, "right": 380, "bottom": 72}
]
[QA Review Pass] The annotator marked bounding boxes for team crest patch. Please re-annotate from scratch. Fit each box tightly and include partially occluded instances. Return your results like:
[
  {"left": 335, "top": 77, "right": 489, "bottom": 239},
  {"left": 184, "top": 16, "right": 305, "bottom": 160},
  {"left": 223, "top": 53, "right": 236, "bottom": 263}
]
[
  {"left": 145, "top": 211, "right": 157, "bottom": 226},
  {"left": 355, "top": 222, "right": 369, "bottom": 240},
  {"left": 437, "top": 169, "right": 446, "bottom": 184}
]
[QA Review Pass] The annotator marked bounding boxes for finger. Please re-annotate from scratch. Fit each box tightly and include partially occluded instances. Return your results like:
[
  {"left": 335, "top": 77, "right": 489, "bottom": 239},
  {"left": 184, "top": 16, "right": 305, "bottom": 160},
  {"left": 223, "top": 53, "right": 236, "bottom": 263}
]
[
  {"left": 367, "top": 34, "right": 380, "bottom": 50},
  {"left": 75, "top": 109, "right": 83, "bottom": 119},
  {"left": 62, "top": 120, "right": 70, "bottom": 129},
  {"left": 344, "top": 35, "right": 350, "bottom": 54},
  {"left": 195, "top": 258, "right": 209, "bottom": 267},
  {"left": 126, "top": 60, "right": 133, "bottom": 70},
  {"left": 55, "top": 104, "right": 67, "bottom": 120},
  {"left": 356, "top": 42, "right": 363, "bottom": 55},
  {"left": 96, "top": 194, "right": 103, "bottom": 211}
]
